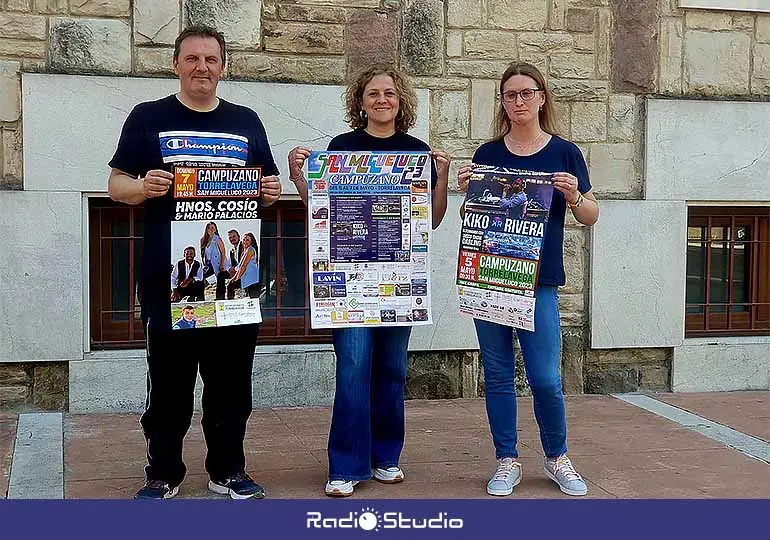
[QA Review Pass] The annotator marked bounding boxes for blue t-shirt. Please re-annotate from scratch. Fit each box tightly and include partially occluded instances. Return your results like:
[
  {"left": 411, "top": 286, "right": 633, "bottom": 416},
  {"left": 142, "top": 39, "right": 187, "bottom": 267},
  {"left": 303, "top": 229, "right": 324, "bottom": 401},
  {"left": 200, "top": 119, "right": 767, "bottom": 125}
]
[{"left": 472, "top": 136, "right": 591, "bottom": 287}]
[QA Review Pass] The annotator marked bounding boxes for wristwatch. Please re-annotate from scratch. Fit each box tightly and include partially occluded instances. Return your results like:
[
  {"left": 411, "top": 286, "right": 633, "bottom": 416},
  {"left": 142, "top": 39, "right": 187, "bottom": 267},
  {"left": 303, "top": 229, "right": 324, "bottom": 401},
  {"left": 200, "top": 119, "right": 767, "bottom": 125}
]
[{"left": 568, "top": 193, "right": 584, "bottom": 209}]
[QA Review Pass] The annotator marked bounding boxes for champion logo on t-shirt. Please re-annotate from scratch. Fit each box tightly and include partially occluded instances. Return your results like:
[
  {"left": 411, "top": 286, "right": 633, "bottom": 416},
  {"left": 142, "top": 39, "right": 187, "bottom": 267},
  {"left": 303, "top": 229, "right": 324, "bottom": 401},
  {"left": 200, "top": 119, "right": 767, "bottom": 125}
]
[{"left": 159, "top": 130, "right": 248, "bottom": 166}]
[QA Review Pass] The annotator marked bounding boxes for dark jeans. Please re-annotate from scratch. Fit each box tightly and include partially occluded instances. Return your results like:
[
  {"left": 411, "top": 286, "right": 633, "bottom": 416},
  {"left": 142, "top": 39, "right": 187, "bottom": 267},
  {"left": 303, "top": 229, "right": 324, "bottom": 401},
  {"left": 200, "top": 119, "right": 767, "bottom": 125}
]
[
  {"left": 327, "top": 326, "right": 412, "bottom": 481},
  {"left": 245, "top": 283, "right": 261, "bottom": 299},
  {"left": 203, "top": 267, "right": 229, "bottom": 300},
  {"left": 176, "top": 280, "right": 205, "bottom": 302},
  {"left": 140, "top": 315, "right": 259, "bottom": 486},
  {"left": 226, "top": 278, "right": 241, "bottom": 300}
]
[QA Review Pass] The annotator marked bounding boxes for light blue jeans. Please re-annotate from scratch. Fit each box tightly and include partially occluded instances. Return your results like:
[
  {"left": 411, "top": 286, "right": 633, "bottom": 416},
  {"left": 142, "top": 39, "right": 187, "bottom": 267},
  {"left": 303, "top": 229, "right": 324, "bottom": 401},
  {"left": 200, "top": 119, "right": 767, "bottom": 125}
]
[
  {"left": 327, "top": 326, "right": 412, "bottom": 481},
  {"left": 473, "top": 286, "right": 568, "bottom": 459}
]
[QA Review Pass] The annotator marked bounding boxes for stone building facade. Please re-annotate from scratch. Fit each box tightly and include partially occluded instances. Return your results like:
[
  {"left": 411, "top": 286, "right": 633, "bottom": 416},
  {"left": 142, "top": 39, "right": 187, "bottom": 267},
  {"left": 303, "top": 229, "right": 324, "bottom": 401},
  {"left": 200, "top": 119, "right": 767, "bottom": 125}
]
[{"left": 0, "top": 0, "right": 768, "bottom": 411}]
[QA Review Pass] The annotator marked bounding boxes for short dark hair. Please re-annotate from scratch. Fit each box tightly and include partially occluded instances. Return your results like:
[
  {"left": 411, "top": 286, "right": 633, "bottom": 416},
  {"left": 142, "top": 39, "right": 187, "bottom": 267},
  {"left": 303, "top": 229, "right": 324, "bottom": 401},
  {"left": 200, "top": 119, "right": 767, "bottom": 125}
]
[
  {"left": 184, "top": 246, "right": 196, "bottom": 253},
  {"left": 174, "top": 24, "right": 227, "bottom": 65},
  {"left": 183, "top": 305, "right": 195, "bottom": 311}
]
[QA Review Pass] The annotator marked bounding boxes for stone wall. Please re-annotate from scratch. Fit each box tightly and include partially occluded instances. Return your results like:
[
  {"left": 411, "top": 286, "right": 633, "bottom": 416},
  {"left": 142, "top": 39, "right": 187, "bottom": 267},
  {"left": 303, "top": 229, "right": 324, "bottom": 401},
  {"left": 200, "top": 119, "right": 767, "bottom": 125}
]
[
  {"left": 2, "top": 1, "right": 767, "bottom": 191},
  {"left": 1, "top": 0, "right": 767, "bottom": 405},
  {"left": 0, "top": 362, "right": 67, "bottom": 410}
]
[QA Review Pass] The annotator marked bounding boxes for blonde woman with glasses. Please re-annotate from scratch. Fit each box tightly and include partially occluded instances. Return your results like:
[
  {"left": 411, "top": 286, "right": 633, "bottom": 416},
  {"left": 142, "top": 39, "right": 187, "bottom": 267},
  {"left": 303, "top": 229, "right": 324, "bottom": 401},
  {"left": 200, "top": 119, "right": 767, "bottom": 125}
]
[{"left": 458, "top": 62, "right": 599, "bottom": 497}]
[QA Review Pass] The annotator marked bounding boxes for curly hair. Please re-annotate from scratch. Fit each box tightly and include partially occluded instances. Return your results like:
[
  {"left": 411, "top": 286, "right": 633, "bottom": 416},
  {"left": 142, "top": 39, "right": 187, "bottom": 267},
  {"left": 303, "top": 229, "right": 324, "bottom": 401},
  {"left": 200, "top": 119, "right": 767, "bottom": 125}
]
[
  {"left": 491, "top": 62, "right": 558, "bottom": 140},
  {"left": 344, "top": 64, "right": 418, "bottom": 133}
]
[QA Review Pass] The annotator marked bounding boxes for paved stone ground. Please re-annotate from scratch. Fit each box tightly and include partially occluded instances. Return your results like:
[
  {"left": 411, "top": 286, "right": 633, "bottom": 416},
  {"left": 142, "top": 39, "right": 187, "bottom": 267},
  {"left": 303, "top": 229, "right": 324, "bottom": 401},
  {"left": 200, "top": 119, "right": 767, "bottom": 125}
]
[
  {"left": 652, "top": 391, "right": 769, "bottom": 443},
  {"left": 52, "top": 393, "right": 770, "bottom": 500},
  {"left": 0, "top": 413, "right": 17, "bottom": 498}
]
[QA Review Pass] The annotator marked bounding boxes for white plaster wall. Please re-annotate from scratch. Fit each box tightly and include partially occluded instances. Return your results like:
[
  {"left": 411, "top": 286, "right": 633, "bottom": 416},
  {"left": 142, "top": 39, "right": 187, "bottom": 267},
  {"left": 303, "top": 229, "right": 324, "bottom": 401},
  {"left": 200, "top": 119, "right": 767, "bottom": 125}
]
[
  {"left": 69, "top": 196, "right": 476, "bottom": 410},
  {"left": 0, "top": 191, "right": 83, "bottom": 362},
  {"left": 70, "top": 346, "right": 337, "bottom": 412},
  {"left": 678, "top": 1, "right": 770, "bottom": 13},
  {"left": 646, "top": 99, "right": 770, "bottom": 202},
  {"left": 21, "top": 73, "right": 429, "bottom": 197},
  {"left": 590, "top": 200, "right": 687, "bottom": 349},
  {"left": 672, "top": 337, "right": 770, "bottom": 391},
  {"left": 645, "top": 98, "right": 770, "bottom": 391},
  {"left": 410, "top": 194, "right": 479, "bottom": 351},
  {"left": 69, "top": 352, "right": 147, "bottom": 412},
  {"left": 67, "top": 198, "right": 476, "bottom": 411}
]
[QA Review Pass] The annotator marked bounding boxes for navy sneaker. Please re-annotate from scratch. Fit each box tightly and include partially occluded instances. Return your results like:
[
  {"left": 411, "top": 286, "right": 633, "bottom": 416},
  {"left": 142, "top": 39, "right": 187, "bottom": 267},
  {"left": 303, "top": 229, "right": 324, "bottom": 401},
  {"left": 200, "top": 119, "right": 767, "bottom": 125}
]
[
  {"left": 134, "top": 480, "right": 179, "bottom": 499},
  {"left": 208, "top": 472, "right": 265, "bottom": 499}
]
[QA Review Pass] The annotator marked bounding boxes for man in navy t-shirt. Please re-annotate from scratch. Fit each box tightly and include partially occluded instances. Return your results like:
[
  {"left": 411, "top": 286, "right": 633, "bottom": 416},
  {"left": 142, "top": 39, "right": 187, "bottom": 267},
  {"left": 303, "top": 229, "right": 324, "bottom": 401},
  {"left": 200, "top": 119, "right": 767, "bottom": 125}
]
[{"left": 108, "top": 24, "right": 281, "bottom": 500}]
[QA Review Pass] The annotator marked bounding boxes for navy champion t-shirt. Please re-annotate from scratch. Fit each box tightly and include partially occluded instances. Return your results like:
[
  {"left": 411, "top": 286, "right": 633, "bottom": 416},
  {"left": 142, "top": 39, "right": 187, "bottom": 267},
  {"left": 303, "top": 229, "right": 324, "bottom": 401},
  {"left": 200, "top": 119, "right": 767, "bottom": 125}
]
[
  {"left": 472, "top": 135, "right": 591, "bottom": 287},
  {"left": 109, "top": 95, "right": 279, "bottom": 319}
]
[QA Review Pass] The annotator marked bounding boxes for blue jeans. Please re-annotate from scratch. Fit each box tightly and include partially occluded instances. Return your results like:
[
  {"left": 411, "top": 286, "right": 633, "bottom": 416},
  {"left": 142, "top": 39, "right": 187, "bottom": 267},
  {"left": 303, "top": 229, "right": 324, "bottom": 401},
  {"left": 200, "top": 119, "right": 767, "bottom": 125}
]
[
  {"left": 327, "top": 326, "right": 411, "bottom": 481},
  {"left": 474, "top": 286, "right": 567, "bottom": 459}
]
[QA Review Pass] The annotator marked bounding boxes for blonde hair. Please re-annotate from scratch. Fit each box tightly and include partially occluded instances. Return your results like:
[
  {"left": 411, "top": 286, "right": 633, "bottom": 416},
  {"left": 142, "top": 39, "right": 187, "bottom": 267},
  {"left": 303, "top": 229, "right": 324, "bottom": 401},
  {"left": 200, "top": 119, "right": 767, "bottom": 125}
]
[
  {"left": 344, "top": 64, "right": 418, "bottom": 133},
  {"left": 492, "top": 62, "right": 558, "bottom": 140}
]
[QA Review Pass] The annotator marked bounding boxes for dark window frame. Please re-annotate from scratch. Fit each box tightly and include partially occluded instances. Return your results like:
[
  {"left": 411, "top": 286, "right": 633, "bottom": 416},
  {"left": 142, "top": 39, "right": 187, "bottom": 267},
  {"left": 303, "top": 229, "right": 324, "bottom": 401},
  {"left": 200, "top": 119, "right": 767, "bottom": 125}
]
[
  {"left": 88, "top": 199, "right": 145, "bottom": 349},
  {"left": 685, "top": 206, "right": 770, "bottom": 337}
]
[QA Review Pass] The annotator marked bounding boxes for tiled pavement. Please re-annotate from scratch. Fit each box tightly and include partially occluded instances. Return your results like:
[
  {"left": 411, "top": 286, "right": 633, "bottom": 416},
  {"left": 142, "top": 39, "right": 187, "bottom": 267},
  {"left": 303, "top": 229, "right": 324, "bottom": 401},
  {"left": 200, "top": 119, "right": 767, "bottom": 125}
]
[
  {"left": 652, "top": 391, "right": 770, "bottom": 443},
  {"left": 3, "top": 393, "right": 770, "bottom": 499},
  {"left": 0, "top": 413, "right": 17, "bottom": 498}
]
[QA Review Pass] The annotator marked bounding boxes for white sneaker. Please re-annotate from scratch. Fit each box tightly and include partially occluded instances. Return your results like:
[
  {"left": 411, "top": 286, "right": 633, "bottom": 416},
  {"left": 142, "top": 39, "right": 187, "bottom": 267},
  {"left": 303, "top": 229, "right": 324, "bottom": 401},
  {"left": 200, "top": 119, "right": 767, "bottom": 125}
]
[
  {"left": 544, "top": 454, "right": 588, "bottom": 496},
  {"left": 486, "top": 457, "right": 522, "bottom": 496},
  {"left": 324, "top": 479, "right": 358, "bottom": 497},
  {"left": 373, "top": 466, "right": 405, "bottom": 483}
]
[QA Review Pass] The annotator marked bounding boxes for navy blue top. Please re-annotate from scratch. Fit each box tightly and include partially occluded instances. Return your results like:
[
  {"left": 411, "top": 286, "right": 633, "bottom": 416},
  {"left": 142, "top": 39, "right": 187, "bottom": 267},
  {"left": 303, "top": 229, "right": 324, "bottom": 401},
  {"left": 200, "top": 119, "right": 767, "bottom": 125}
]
[
  {"left": 472, "top": 135, "right": 591, "bottom": 287},
  {"left": 109, "top": 95, "right": 278, "bottom": 322}
]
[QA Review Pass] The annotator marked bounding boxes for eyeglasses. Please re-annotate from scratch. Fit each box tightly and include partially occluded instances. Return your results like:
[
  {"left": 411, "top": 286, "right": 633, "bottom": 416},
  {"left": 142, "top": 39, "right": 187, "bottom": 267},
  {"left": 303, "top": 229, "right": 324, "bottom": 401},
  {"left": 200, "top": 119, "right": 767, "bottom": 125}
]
[{"left": 501, "top": 89, "right": 542, "bottom": 103}]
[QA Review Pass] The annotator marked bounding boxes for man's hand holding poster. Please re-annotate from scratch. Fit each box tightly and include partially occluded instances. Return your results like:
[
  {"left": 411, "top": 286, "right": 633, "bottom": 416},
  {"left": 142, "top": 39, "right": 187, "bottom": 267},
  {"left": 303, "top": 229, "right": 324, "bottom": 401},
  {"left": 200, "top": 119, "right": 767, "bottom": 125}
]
[
  {"left": 457, "top": 165, "right": 554, "bottom": 331},
  {"left": 307, "top": 151, "right": 433, "bottom": 328}
]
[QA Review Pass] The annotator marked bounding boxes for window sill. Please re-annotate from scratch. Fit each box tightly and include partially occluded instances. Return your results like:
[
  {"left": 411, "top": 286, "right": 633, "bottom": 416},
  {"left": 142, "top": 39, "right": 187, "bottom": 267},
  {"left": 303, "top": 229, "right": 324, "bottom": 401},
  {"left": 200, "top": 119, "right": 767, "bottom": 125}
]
[
  {"left": 683, "top": 335, "right": 770, "bottom": 347},
  {"left": 83, "top": 349, "right": 146, "bottom": 361},
  {"left": 82, "top": 342, "right": 334, "bottom": 362},
  {"left": 255, "top": 343, "right": 334, "bottom": 355}
]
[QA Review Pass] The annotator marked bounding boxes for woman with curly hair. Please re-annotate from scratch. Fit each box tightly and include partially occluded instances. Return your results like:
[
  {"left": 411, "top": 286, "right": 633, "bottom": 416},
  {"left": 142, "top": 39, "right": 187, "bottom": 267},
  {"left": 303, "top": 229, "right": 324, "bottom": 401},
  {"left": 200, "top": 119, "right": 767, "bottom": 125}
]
[{"left": 287, "top": 64, "right": 451, "bottom": 497}]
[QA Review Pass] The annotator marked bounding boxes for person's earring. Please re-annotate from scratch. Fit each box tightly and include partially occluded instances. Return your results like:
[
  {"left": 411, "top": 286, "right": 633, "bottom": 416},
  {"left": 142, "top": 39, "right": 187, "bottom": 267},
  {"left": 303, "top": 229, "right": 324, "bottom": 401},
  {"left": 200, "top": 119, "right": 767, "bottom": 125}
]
[{"left": 359, "top": 110, "right": 367, "bottom": 121}]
